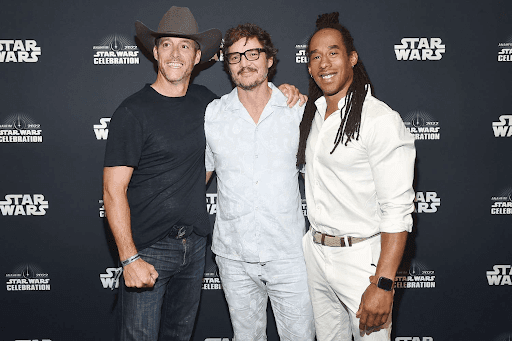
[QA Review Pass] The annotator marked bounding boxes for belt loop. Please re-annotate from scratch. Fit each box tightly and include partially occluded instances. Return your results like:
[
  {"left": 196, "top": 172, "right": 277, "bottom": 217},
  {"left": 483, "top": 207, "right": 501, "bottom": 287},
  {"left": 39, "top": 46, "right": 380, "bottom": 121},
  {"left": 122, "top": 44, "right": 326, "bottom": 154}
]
[
  {"left": 321, "top": 234, "right": 326, "bottom": 245},
  {"left": 343, "top": 236, "right": 350, "bottom": 247}
]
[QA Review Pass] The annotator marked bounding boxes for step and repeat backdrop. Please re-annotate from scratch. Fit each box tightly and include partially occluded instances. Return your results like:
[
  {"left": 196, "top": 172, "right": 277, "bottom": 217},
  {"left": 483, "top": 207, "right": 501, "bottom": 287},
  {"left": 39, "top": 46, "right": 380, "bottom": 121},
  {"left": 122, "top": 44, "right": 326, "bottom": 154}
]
[{"left": 1, "top": 0, "right": 511, "bottom": 340}]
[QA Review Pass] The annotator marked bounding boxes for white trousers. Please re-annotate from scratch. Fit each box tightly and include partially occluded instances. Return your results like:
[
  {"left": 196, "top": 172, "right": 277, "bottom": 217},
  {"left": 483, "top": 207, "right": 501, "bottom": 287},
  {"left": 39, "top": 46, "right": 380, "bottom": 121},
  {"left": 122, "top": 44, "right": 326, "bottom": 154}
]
[
  {"left": 216, "top": 255, "right": 315, "bottom": 341},
  {"left": 303, "top": 230, "right": 391, "bottom": 341}
]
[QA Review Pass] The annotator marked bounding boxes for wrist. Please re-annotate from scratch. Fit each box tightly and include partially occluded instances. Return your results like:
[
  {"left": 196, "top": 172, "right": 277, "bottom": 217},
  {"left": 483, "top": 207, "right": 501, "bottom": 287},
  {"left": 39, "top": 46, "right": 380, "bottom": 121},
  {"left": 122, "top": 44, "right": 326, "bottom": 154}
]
[
  {"left": 371, "top": 276, "right": 394, "bottom": 292},
  {"left": 121, "top": 253, "right": 140, "bottom": 267}
]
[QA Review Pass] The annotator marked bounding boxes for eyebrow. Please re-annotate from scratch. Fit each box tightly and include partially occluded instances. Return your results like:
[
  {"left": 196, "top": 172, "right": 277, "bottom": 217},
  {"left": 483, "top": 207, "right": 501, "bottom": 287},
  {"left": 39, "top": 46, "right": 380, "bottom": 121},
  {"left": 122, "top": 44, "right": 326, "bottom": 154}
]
[{"left": 310, "top": 45, "right": 341, "bottom": 54}]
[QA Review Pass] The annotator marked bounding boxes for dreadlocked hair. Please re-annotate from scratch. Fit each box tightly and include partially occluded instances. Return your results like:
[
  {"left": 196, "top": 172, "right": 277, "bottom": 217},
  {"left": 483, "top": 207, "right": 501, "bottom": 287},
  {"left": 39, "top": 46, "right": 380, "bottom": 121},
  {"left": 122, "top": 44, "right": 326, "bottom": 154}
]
[{"left": 296, "top": 12, "right": 374, "bottom": 166}]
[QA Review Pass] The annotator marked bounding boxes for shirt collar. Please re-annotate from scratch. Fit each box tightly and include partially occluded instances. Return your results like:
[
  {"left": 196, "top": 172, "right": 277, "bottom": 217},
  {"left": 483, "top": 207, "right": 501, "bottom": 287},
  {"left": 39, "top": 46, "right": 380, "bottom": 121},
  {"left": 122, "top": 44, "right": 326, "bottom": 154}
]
[
  {"left": 314, "top": 86, "right": 373, "bottom": 119},
  {"left": 225, "top": 82, "right": 287, "bottom": 111},
  {"left": 314, "top": 95, "right": 347, "bottom": 119}
]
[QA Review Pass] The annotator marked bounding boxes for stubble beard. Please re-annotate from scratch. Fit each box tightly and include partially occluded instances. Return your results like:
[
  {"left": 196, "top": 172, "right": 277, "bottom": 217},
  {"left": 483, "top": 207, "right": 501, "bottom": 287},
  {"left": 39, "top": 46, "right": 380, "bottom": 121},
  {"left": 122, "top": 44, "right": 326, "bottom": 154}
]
[
  {"left": 159, "top": 59, "right": 192, "bottom": 85},
  {"left": 232, "top": 67, "right": 268, "bottom": 91}
]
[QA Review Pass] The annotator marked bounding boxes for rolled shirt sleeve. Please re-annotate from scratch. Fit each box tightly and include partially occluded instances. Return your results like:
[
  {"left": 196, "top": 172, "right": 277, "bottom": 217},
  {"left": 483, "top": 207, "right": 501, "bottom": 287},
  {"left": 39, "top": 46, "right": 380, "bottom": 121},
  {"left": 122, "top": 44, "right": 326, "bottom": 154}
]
[{"left": 367, "top": 113, "right": 415, "bottom": 233}]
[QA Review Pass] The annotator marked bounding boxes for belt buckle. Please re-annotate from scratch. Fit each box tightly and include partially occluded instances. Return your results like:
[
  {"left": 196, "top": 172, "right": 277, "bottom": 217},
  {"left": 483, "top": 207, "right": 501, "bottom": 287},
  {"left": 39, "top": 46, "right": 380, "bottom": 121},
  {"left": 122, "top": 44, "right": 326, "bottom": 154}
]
[{"left": 176, "top": 226, "right": 187, "bottom": 239}]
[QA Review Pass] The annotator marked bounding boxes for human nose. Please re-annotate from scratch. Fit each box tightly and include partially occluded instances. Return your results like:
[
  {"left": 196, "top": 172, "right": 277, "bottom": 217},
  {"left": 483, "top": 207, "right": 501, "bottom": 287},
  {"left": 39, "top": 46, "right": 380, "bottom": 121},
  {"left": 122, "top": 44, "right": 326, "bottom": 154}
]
[
  {"left": 240, "top": 52, "right": 251, "bottom": 65},
  {"left": 170, "top": 45, "right": 180, "bottom": 58},
  {"left": 319, "top": 56, "right": 330, "bottom": 69}
]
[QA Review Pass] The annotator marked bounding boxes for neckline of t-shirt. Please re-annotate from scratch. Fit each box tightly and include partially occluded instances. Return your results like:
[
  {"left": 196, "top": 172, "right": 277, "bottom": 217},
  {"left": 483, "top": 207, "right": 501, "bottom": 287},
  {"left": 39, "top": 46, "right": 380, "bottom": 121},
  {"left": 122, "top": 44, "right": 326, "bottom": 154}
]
[{"left": 146, "top": 84, "right": 189, "bottom": 102}]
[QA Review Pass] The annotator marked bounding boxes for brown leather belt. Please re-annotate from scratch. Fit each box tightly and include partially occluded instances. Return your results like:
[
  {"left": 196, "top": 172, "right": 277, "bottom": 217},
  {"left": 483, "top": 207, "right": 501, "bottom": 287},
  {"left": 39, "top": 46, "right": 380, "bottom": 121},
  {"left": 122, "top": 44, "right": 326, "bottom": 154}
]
[{"left": 310, "top": 227, "right": 380, "bottom": 247}]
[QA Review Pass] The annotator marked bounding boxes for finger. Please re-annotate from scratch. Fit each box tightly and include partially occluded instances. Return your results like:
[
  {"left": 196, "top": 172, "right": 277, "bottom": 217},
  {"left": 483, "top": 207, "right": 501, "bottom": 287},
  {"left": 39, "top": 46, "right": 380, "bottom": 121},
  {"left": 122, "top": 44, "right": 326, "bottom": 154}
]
[
  {"left": 376, "top": 312, "right": 388, "bottom": 327},
  {"left": 356, "top": 299, "right": 363, "bottom": 317},
  {"left": 288, "top": 96, "right": 299, "bottom": 107},
  {"left": 358, "top": 310, "right": 368, "bottom": 330},
  {"left": 285, "top": 92, "right": 296, "bottom": 107},
  {"left": 365, "top": 312, "right": 377, "bottom": 328},
  {"left": 299, "top": 94, "right": 307, "bottom": 106}
]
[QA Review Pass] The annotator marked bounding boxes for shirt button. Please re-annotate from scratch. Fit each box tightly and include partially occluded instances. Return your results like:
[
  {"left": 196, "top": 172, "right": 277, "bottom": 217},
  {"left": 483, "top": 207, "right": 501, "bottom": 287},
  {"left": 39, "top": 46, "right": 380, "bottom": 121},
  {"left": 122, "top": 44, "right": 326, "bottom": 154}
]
[
  {"left": 255, "top": 181, "right": 259, "bottom": 184},
  {"left": 315, "top": 180, "right": 319, "bottom": 186},
  {"left": 255, "top": 155, "right": 258, "bottom": 158}
]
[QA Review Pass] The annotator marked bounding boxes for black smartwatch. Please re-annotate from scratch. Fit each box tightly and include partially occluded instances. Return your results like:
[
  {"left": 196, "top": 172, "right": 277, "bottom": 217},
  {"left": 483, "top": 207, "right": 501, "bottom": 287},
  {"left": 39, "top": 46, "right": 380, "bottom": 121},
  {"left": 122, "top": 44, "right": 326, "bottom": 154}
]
[{"left": 376, "top": 276, "right": 394, "bottom": 291}]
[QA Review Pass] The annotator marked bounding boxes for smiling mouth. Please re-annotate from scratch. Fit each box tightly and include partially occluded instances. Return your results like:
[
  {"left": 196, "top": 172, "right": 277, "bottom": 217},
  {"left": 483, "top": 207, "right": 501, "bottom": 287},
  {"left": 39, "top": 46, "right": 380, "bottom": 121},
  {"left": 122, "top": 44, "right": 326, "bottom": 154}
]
[
  {"left": 167, "top": 62, "right": 183, "bottom": 68},
  {"left": 320, "top": 73, "right": 336, "bottom": 79}
]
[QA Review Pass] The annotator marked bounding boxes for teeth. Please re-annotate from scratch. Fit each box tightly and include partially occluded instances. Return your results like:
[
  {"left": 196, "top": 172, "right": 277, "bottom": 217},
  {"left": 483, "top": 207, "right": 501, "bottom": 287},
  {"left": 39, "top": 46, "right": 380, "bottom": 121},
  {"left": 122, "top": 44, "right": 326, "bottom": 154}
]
[
  {"left": 321, "top": 74, "right": 334, "bottom": 79},
  {"left": 168, "top": 62, "right": 182, "bottom": 67}
]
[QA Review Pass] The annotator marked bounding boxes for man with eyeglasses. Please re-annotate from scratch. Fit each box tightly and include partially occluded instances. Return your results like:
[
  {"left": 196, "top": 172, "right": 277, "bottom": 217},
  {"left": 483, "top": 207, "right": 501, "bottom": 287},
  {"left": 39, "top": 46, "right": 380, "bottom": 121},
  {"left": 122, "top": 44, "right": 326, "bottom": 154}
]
[{"left": 204, "top": 23, "right": 315, "bottom": 341}]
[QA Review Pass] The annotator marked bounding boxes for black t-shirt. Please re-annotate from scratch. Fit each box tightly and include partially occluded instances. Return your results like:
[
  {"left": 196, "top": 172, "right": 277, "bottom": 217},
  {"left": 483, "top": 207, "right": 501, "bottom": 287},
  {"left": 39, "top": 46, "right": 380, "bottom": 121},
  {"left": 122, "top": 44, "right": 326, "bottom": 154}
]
[{"left": 104, "top": 84, "right": 217, "bottom": 250}]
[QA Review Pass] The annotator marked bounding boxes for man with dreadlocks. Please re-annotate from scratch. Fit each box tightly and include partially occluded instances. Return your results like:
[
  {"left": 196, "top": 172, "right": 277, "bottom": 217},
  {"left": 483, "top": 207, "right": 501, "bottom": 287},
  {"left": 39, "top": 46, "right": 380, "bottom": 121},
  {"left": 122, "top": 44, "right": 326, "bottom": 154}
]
[
  {"left": 205, "top": 23, "right": 315, "bottom": 341},
  {"left": 297, "top": 12, "right": 416, "bottom": 340}
]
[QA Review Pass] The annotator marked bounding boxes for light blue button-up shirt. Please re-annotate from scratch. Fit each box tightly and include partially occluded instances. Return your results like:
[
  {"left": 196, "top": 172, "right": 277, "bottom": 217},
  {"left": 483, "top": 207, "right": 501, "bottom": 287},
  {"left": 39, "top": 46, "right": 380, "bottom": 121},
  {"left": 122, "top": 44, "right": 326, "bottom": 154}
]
[{"left": 205, "top": 83, "right": 305, "bottom": 262}]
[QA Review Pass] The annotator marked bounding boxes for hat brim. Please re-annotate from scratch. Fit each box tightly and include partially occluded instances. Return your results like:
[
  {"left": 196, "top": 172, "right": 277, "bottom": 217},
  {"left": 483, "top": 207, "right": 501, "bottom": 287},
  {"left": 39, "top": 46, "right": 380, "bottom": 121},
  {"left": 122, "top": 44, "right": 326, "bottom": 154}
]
[{"left": 135, "top": 21, "right": 222, "bottom": 64}]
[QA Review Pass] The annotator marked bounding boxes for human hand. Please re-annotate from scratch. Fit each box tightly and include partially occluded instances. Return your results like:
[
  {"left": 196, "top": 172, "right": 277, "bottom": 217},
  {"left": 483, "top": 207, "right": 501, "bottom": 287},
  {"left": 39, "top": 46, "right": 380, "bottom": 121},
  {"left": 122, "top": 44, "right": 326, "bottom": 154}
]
[
  {"left": 122, "top": 258, "right": 159, "bottom": 288},
  {"left": 278, "top": 83, "right": 308, "bottom": 107},
  {"left": 356, "top": 276, "right": 393, "bottom": 334}
]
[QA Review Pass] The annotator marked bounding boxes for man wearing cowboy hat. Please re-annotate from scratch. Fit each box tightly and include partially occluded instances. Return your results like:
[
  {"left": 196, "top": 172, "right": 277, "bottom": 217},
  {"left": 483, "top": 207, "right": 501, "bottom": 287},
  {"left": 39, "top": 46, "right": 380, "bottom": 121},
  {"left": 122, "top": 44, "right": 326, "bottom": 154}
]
[
  {"left": 103, "top": 6, "right": 221, "bottom": 340},
  {"left": 103, "top": 6, "right": 303, "bottom": 341}
]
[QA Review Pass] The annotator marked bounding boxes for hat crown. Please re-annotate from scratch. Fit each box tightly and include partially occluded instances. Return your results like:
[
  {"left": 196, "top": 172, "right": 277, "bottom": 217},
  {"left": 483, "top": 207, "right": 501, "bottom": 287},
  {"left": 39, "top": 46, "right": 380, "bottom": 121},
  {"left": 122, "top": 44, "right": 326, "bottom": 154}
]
[{"left": 157, "top": 6, "right": 199, "bottom": 35}]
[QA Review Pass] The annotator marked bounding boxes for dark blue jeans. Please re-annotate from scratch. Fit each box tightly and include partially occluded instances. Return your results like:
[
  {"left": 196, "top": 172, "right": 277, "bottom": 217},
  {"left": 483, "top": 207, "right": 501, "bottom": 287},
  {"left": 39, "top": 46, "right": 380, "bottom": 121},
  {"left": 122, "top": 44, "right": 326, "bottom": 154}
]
[{"left": 116, "top": 230, "right": 206, "bottom": 341}]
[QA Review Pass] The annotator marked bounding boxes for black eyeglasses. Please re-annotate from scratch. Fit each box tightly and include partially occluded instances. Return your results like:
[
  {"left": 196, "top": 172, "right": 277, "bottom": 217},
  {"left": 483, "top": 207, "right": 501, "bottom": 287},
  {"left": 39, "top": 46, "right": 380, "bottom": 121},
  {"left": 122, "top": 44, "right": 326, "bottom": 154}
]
[{"left": 225, "top": 48, "right": 266, "bottom": 64}]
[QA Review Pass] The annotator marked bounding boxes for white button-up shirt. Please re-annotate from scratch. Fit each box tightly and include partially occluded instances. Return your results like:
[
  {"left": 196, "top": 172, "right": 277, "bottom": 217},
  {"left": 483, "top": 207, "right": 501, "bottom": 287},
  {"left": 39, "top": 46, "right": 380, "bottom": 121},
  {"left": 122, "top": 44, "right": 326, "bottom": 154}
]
[
  {"left": 205, "top": 83, "right": 305, "bottom": 262},
  {"left": 304, "top": 93, "right": 415, "bottom": 238}
]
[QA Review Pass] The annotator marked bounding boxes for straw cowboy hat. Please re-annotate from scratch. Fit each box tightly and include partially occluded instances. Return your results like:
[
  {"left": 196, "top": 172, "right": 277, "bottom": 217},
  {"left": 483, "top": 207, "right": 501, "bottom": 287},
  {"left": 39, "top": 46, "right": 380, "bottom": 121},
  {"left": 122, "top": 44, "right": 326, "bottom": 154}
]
[{"left": 135, "top": 6, "right": 222, "bottom": 63}]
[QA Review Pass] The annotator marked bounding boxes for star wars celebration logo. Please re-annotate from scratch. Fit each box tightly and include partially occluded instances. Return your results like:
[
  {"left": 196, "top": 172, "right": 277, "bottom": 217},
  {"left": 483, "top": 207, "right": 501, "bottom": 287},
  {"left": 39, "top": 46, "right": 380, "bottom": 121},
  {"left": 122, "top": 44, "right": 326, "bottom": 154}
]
[
  {"left": 206, "top": 193, "right": 217, "bottom": 215},
  {"left": 395, "top": 261, "right": 436, "bottom": 289},
  {"left": 15, "top": 339, "right": 52, "bottom": 341},
  {"left": 396, "top": 338, "right": 433, "bottom": 341},
  {"left": 202, "top": 260, "right": 222, "bottom": 290},
  {"left": 491, "top": 188, "right": 512, "bottom": 215},
  {"left": 0, "top": 39, "right": 41, "bottom": 63},
  {"left": 92, "top": 34, "right": 140, "bottom": 65},
  {"left": 0, "top": 113, "right": 43, "bottom": 143},
  {"left": 497, "top": 35, "right": 512, "bottom": 62},
  {"left": 491, "top": 187, "right": 512, "bottom": 215},
  {"left": 414, "top": 192, "right": 440, "bottom": 214},
  {"left": 295, "top": 45, "right": 308, "bottom": 64},
  {"left": 394, "top": 38, "right": 445, "bottom": 61},
  {"left": 0, "top": 194, "right": 48, "bottom": 216},
  {"left": 94, "top": 117, "right": 110, "bottom": 140},
  {"left": 402, "top": 111, "right": 440, "bottom": 141},
  {"left": 6, "top": 264, "right": 50, "bottom": 291},
  {"left": 294, "top": 36, "right": 310, "bottom": 64},
  {"left": 492, "top": 115, "right": 512, "bottom": 138},
  {"left": 100, "top": 267, "right": 122, "bottom": 290}
]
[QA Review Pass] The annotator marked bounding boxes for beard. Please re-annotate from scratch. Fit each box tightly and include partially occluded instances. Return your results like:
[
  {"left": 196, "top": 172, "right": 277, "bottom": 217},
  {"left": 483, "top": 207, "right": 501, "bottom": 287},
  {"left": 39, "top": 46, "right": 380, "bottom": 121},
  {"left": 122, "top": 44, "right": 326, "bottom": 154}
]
[
  {"left": 158, "top": 58, "right": 192, "bottom": 85},
  {"left": 231, "top": 66, "right": 268, "bottom": 91}
]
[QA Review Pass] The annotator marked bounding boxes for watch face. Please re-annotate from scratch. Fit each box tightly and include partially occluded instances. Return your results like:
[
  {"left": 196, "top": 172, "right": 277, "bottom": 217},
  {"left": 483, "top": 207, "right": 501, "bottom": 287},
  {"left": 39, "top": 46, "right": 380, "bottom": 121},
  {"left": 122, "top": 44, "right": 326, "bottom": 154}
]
[{"left": 378, "top": 277, "right": 394, "bottom": 291}]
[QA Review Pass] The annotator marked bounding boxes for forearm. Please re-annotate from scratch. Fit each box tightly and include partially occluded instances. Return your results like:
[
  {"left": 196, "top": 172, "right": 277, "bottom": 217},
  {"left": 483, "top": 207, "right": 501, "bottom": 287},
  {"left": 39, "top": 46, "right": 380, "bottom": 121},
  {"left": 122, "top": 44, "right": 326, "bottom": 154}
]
[
  {"left": 103, "top": 167, "right": 138, "bottom": 261},
  {"left": 375, "top": 231, "right": 408, "bottom": 280}
]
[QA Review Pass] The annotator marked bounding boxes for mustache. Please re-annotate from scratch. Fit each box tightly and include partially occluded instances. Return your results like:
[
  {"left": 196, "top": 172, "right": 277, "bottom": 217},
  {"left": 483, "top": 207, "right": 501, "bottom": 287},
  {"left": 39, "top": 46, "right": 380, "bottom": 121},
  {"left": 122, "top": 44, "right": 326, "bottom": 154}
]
[
  {"left": 237, "top": 66, "right": 258, "bottom": 75},
  {"left": 163, "top": 58, "right": 183, "bottom": 63}
]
